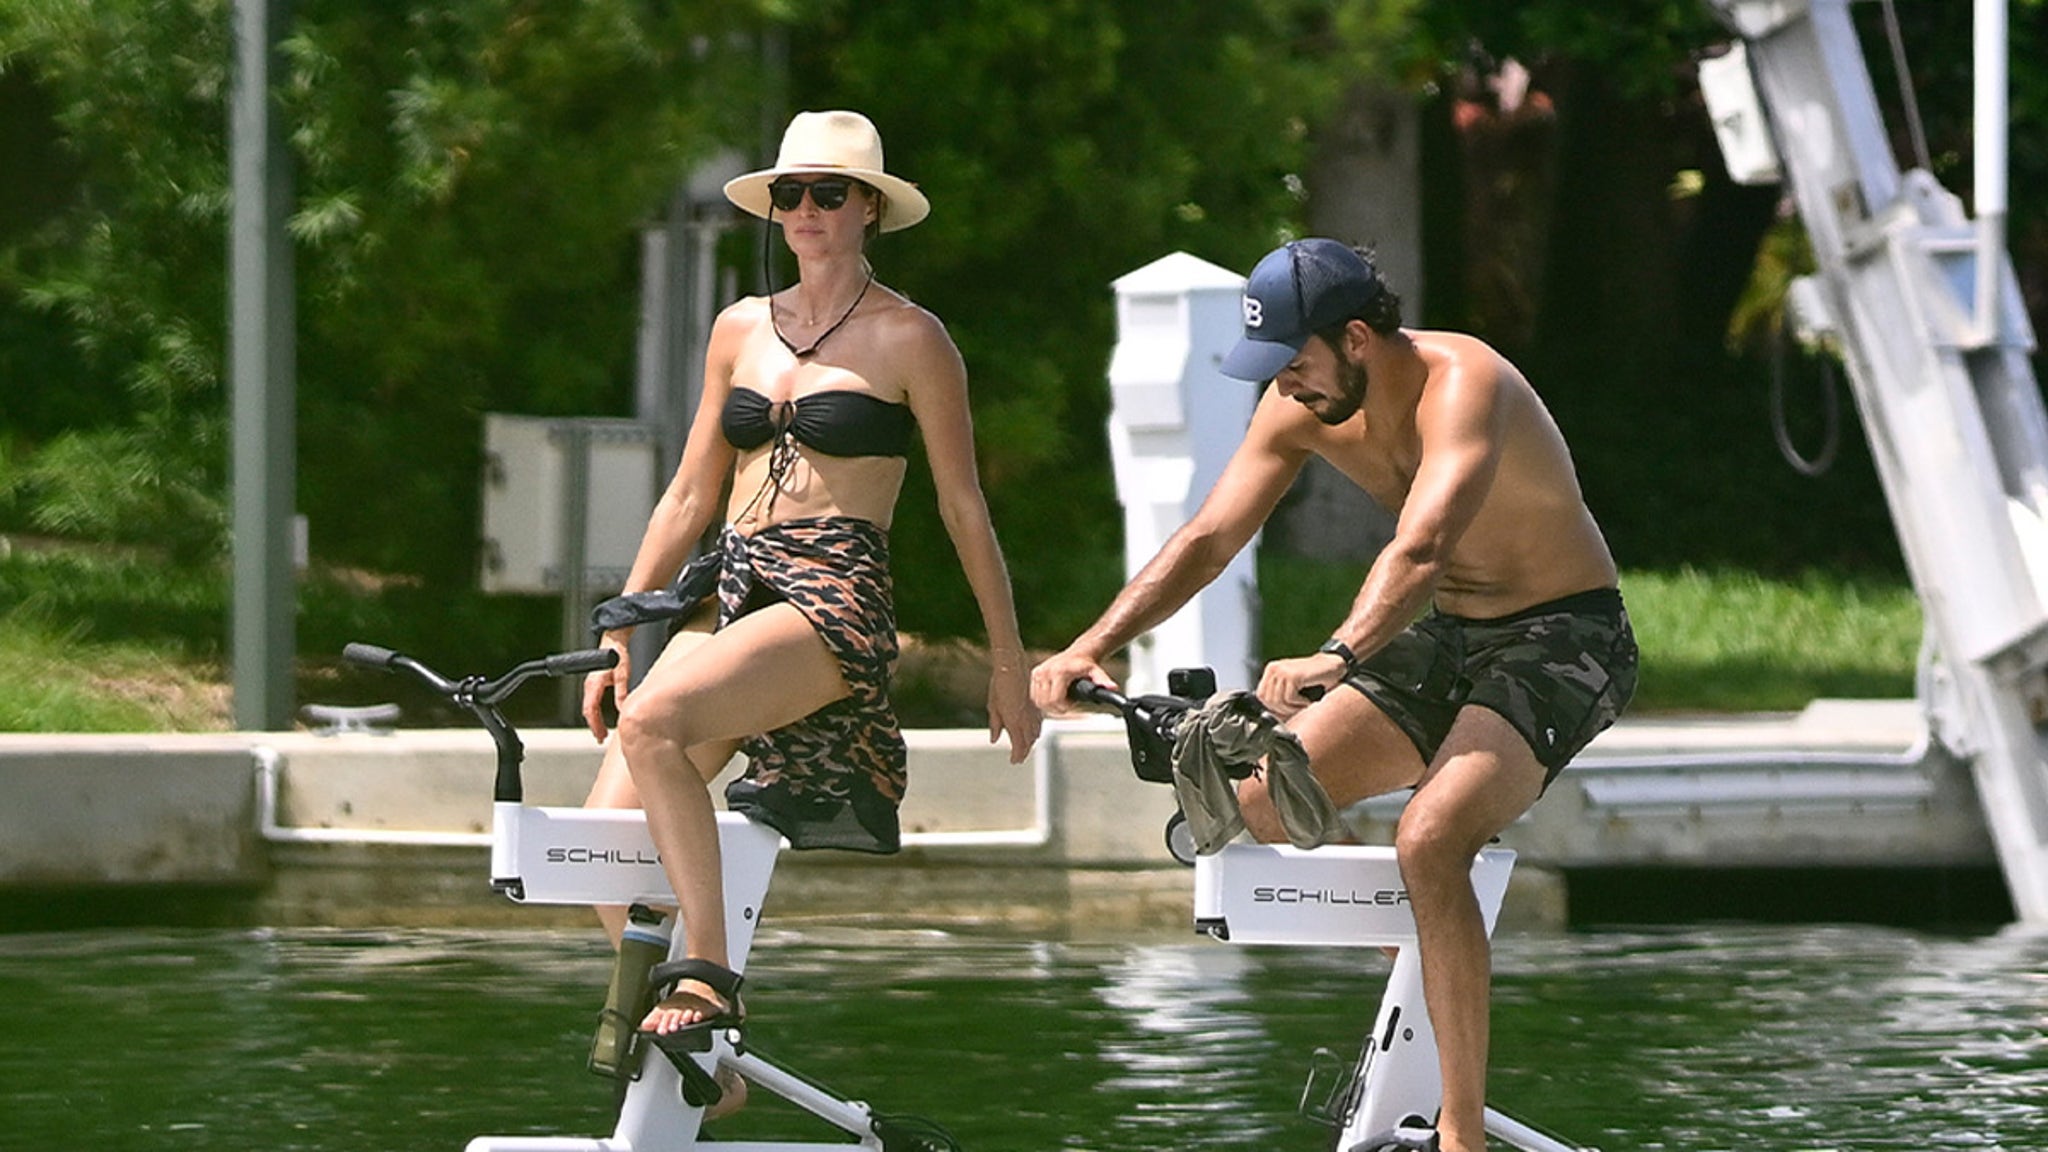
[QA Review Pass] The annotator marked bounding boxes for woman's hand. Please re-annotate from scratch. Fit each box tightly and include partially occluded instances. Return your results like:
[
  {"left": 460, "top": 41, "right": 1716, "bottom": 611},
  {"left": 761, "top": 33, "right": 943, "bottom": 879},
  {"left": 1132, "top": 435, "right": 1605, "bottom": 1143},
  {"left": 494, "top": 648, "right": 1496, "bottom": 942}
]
[
  {"left": 581, "top": 632, "right": 634, "bottom": 742},
  {"left": 987, "top": 659, "right": 1042, "bottom": 763},
  {"left": 1255, "top": 652, "right": 1347, "bottom": 719}
]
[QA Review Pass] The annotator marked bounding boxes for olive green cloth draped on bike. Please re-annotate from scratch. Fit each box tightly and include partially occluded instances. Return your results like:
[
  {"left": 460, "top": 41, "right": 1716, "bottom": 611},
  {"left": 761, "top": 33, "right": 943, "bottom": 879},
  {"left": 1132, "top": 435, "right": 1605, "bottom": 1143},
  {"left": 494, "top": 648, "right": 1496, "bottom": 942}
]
[{"left": 1170, "top": 690, "right": 1345, "bottom": 854}]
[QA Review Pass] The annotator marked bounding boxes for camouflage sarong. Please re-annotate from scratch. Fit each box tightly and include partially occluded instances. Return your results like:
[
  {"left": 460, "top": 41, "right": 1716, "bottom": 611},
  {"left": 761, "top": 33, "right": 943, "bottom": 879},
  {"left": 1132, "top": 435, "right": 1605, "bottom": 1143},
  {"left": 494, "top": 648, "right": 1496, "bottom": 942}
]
[
  {"left": 716, "top": 516, "right": 907, "bottom": 854},
  {"left": 1340, "top": 587, "right": 1637, "bottom": 784}
]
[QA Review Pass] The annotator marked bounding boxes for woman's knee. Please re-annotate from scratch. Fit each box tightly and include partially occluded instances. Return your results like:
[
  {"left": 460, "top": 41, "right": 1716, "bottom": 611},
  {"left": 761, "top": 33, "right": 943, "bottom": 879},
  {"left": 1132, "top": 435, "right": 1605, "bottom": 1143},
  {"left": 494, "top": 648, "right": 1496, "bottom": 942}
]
[
  {"left": 618, "top": 692, "right": 691, "bottom": 766},
  {"left": 618, "top": 689, "right": 739, "bottom": 791}
]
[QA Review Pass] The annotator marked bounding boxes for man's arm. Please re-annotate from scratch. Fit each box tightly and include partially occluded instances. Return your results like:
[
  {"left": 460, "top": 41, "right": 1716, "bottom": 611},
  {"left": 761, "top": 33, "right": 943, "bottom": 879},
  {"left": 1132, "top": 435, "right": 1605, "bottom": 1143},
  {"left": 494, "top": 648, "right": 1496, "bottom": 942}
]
[
  {"left": 1032, "top": 395, "right": 1308, "bottom": 712},
  {"left": 1258, "top": 359, "right": 1506, "bottom": 712},
  {"left": 1337, "top": 367, "right": 1502, "bottom": 650}
]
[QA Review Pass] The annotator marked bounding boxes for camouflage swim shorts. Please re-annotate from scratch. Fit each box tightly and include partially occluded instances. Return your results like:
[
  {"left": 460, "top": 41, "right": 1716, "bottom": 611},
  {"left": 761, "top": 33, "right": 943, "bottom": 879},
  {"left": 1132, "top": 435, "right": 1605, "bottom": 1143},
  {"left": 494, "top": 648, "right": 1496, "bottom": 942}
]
[{"left": 1340, "top": 587, "right": 1638, "bottom": 783}]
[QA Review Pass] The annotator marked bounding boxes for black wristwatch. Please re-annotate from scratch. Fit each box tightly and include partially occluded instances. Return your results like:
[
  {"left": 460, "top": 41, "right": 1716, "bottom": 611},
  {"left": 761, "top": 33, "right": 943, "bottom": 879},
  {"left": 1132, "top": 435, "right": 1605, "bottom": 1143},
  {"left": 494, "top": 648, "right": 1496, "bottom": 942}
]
[{"left": 1317, "top": 637, "right": 1356, "bottom": 666}]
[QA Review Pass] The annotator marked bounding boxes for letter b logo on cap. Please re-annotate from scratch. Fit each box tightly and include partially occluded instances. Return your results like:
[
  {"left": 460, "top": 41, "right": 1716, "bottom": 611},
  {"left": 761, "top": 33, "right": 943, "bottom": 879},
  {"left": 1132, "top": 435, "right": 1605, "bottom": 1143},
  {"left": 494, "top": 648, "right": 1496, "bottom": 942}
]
[{"left": 1242, "top": 295, "right": 1264, "bottom": 329}]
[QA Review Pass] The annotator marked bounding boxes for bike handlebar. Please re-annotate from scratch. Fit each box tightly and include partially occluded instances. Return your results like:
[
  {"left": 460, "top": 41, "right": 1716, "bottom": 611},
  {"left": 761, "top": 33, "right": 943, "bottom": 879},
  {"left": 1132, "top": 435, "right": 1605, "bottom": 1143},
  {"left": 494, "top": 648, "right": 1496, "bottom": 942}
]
[
  {"left": 1067, "top": 678, "right": 1130, "bottom": 712},
  {"left": 546, "top": 648, "right": 620, "bottom": 678},
  {"left": 347, "top": 643, "right": 617, "bottom": 707},
  {"left": 1065, "top": 678, "right": 1187, "bottom": 787},
  {"left": 1064, "top": 670, "right": 1273, "bottom": 788},
  {"left": 341, "top": 641, "right": 619, "bottom": 803},
  {"left": 1065, "top": 676, "right": 1198, "bottom": 857},
  {"left": 341, "top": 642, "right": 399, "bottom": 669}
]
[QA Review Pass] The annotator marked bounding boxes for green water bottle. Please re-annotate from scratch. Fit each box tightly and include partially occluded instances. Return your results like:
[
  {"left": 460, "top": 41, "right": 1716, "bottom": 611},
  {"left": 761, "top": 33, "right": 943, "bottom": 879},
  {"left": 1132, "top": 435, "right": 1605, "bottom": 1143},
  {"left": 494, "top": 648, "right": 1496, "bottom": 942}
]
[{"left": 588, "top": 904, "right": 671, "bottom": 1080}]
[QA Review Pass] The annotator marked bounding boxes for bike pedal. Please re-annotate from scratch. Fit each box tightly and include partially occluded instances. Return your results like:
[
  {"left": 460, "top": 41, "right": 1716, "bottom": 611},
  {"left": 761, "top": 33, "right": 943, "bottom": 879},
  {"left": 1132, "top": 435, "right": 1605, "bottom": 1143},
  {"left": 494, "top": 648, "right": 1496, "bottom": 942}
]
[
  {"left": 1350, "top": 1119, "right": 1439, "bottom": 1152},
  {"left": 675, "top": 1058, "right": 724, "bottom": 1110}
]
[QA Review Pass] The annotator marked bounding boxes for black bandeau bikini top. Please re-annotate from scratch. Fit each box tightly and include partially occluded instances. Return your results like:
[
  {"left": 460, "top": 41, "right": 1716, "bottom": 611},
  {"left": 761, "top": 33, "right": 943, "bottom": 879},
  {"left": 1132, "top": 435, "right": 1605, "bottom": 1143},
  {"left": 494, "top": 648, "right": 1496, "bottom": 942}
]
[{"left": 720, "top": 386, "right": 915, "bottom": 458}]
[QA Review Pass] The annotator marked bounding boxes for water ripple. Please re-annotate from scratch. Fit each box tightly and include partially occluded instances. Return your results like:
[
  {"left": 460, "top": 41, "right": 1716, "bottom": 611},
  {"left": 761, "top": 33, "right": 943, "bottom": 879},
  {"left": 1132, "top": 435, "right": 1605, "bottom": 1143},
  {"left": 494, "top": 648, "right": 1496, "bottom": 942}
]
[{"left": 1, "top": 924, "right": 2043, "bottom": 1150}]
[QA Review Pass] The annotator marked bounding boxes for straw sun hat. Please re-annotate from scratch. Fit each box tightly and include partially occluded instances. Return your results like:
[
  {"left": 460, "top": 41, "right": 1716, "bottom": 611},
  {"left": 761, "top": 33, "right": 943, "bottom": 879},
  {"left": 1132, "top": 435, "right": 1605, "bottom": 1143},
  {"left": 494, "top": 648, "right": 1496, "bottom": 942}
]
[{"left": 723, "top": 110, "right": 931, "bottom": 233}]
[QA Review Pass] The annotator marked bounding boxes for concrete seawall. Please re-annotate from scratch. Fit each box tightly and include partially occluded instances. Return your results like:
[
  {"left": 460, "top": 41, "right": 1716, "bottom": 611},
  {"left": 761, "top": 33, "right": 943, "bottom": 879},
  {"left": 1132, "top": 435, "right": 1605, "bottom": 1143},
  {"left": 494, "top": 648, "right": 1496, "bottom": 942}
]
[
  {"left": 0, "top": 699, "right": 2002, "bottom": 933},
  {"left": 0, "top": 733, "right": 261, "bottom": 888}
]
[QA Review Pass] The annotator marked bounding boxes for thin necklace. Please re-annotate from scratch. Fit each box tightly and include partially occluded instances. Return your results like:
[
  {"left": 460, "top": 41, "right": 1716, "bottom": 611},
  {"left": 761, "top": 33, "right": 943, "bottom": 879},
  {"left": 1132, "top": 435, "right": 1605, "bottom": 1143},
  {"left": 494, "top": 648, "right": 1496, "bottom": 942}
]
[{"left": 772, "top": 268, "right": 874, "bottom": 358}]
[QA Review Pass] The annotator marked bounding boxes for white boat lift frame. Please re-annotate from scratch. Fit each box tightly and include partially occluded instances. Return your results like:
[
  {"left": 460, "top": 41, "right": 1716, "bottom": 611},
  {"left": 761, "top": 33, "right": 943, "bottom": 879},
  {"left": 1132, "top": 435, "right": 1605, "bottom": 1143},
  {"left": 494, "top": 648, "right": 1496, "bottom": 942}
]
[{"left": 1703, "top": 0, "right": 2048, "bottom": 921}]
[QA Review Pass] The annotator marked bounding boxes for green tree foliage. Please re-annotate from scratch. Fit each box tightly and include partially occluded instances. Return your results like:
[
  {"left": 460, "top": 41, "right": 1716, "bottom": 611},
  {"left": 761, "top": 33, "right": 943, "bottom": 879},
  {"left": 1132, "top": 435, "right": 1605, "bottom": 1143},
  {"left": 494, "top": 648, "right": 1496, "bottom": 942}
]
[
  {"left": 0, "top": 0, "right": 762, "bottom": 577},
  {"left": 781, "top": 0, "right": 1370, "bottom": 640},
  {"left": 0, "top": 0, "right": 1402, "bottom": 647},
  {"left": 0, "top": 0, "right": 1383, "bottom": 648},
  {"left": 278, "top": 2, "right": 761, "bottom": 583},
  {"left": 4, "top": 0, "right": 2042, "bottom": 656},
  {"left": 0, "top": 0, "right": 235, "bottom": 561},
  {"left": 1409, "top": 0, "right": 2047, "bottom": 577}
]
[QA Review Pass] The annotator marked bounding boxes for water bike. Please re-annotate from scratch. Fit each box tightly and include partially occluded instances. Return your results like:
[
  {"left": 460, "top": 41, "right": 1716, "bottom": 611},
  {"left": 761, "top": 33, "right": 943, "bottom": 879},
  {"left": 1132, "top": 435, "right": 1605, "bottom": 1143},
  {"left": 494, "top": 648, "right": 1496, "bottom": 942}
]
[
  {"left": 343, "top": 641, "right": 960, "bottom": 1152},
  {"left": 1069, "top": 669, "right": 1588, "bottom": 1152}
]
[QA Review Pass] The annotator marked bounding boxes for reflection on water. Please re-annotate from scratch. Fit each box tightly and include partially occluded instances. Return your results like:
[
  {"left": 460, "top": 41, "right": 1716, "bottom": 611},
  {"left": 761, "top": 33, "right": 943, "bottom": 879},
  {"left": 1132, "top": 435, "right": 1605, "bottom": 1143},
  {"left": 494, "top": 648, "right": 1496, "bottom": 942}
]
[{"left": 0, "top": 924, "right": 2042, "bottom": 1151}]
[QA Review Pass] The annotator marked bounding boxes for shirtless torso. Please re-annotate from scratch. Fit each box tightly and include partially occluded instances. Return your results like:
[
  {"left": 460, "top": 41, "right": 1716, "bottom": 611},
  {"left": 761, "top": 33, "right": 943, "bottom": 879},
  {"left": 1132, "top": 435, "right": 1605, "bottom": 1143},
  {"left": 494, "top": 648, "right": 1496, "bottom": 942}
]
[
  {"left": 1267, "top": 327, "right": 1617, "bottom": 620},
  {"left": 1046, "top": 322, "right": 1619, "bottom": 683}
]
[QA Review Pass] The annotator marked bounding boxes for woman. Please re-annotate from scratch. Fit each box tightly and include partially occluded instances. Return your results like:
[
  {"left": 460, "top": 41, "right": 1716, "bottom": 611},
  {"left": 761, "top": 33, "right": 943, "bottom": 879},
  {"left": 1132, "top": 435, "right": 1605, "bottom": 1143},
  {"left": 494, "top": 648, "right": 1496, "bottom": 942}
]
[{"left": 579, "top": 110, "right": 1040, "bottom": 1082}]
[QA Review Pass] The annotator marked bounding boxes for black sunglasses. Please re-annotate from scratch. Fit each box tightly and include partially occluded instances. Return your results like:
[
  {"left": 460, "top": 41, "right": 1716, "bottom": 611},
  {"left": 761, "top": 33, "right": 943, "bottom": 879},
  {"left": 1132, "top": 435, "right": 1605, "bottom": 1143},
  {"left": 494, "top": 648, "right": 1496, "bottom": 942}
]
[{"left": 768, "top": 177, "right": 858, "bottom": 212}]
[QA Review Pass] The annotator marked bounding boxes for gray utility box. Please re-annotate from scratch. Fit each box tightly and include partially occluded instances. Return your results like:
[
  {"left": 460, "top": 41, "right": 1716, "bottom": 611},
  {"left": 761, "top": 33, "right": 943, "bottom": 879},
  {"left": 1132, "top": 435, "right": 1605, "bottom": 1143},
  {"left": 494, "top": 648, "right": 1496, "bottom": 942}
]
[{"left": 479, "top": 414, "right": 660, "bottom": 595}]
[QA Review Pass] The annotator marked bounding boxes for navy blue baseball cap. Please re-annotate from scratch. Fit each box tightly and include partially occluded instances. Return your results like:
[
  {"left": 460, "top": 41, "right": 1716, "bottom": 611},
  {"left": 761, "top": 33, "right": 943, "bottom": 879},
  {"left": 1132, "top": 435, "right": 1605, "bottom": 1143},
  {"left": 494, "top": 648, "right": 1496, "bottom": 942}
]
[{"left": 1219, "top": 239, "right": 1384, "bottom": 382}]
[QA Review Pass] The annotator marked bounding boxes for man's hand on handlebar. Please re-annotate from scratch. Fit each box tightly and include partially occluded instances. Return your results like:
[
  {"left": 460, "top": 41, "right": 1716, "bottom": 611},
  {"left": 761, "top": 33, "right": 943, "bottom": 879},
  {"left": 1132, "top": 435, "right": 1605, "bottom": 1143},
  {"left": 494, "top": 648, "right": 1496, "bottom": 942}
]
[
  {"left": 581, "top": 630, "right": 634, "bottom": 742},
  {"left": 1256, "top": 652, "right": 1347, "bottom": 719},
  {"left": 1030, "top": 649, "right": 1113, "bottom": 718}
]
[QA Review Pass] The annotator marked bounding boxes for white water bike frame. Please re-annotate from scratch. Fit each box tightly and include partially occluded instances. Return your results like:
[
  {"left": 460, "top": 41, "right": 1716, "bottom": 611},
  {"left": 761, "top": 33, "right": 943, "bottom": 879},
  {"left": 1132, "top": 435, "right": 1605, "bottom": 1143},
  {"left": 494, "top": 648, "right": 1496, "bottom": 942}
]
[
  {"left": 342, "top": 641, "right": 935, "bottom": 1152},
  {"left": 1072, "top": 675, "right": 1587, "bottom": 1152},
  {"left": 469, "top": 803, "right": 887, "bottom": 1152},
  {"left": 478, "top": 807, "right": 1583, "bottom": 1152},
  {"left": 1194, "top": 843, "right": 1579, "bottom": 1152}
]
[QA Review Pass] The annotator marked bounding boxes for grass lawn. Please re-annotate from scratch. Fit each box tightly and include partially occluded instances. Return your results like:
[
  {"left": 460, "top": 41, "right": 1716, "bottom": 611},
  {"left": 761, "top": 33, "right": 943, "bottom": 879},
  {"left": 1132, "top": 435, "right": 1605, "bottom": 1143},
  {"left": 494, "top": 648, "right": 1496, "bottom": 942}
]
[
  {"left": 1255, "top": 556, "right": 1921, "bottom": 714},
  {"left": 0, "top": 606, "right": 229, "bottom": 731},
  {"left": 1, "top": 540, "right": 1923, "bottom": 732},
  {"left": 1613, "top": 566, "right": 1921, "bottom": 711}
]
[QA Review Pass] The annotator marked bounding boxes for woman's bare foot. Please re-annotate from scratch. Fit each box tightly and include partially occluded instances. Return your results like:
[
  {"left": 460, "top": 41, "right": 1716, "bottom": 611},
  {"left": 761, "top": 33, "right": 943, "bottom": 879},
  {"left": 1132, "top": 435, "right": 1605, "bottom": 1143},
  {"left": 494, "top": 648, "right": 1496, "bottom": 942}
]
[
  {"left": 641, "top": 979, "right": 736, "bottom": 1034},
  {"left": 703, "top": 1066, "right": 748, "bottom": 1122}
]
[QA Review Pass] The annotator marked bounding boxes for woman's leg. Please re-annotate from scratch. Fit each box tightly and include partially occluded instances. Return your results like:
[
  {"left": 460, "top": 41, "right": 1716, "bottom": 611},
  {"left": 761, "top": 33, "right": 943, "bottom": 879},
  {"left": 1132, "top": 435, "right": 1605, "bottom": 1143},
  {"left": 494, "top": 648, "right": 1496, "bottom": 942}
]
[
  {"left": 583, "top": 620, "right": 736, "bottom": 945},
  {"left": 618, "top": 600, "right": 849, "bottom": 1033},
  {"left": 582, "top": 741, "right": 642, "bottom": 947}
]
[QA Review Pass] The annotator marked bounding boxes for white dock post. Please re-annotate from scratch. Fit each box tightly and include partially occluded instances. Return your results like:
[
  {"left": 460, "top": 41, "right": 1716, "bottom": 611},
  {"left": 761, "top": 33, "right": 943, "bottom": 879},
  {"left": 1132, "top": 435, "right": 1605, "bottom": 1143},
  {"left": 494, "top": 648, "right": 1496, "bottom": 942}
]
[{"left": 1106, "top": 253, "right": 1261, "bottom": 693}]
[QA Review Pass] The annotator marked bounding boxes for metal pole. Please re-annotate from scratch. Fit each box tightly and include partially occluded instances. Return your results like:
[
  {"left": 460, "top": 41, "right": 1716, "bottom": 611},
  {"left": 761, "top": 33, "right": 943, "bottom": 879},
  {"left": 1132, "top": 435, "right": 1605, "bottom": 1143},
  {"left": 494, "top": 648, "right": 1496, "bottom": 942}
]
[
  {"left": 229, "top": 0, "right": 296, "bottom": 731},
  {"left": 626, "top": 224, "right": 677, "bottom": 688},
  {"left": 1973, "top": 0, "right": 2008, "bottom": 344},
  {"left": 557, "top": 424, "right": 592, "bottom": 722},
  {"left": 634, "top": 223, "right": 676, "bottom": 474}
]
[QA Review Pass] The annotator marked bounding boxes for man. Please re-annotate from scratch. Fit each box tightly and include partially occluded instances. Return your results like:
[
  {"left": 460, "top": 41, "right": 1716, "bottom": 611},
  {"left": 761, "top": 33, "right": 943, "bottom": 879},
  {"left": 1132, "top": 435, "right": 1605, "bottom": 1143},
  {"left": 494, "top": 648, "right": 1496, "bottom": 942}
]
[{"left": 1031, "top": 238, "right": 1637, "bottom": 1152}]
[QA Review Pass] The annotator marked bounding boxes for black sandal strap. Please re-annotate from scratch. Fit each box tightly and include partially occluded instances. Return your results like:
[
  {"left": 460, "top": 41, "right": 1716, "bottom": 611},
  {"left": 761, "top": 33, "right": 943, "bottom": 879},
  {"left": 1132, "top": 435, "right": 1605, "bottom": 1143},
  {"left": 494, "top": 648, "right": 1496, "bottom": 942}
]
[{"left": 647, "top": 958, "right": 745, "bottom": 1002}]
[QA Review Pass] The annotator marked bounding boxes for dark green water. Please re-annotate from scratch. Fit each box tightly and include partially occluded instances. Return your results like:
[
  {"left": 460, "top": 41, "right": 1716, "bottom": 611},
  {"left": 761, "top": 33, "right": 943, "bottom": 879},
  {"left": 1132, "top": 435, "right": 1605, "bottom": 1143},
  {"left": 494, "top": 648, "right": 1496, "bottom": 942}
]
[{"left": 1, "top": 924, "right": 2042, "bottom": 1151}]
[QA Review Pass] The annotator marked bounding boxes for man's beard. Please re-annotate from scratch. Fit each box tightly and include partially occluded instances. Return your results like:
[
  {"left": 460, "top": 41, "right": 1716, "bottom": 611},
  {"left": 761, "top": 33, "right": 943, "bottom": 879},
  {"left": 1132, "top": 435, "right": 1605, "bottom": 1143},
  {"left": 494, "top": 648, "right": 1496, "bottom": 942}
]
[{"left": 1308, "top": 355, "right": 1368, "bottom": 425}]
